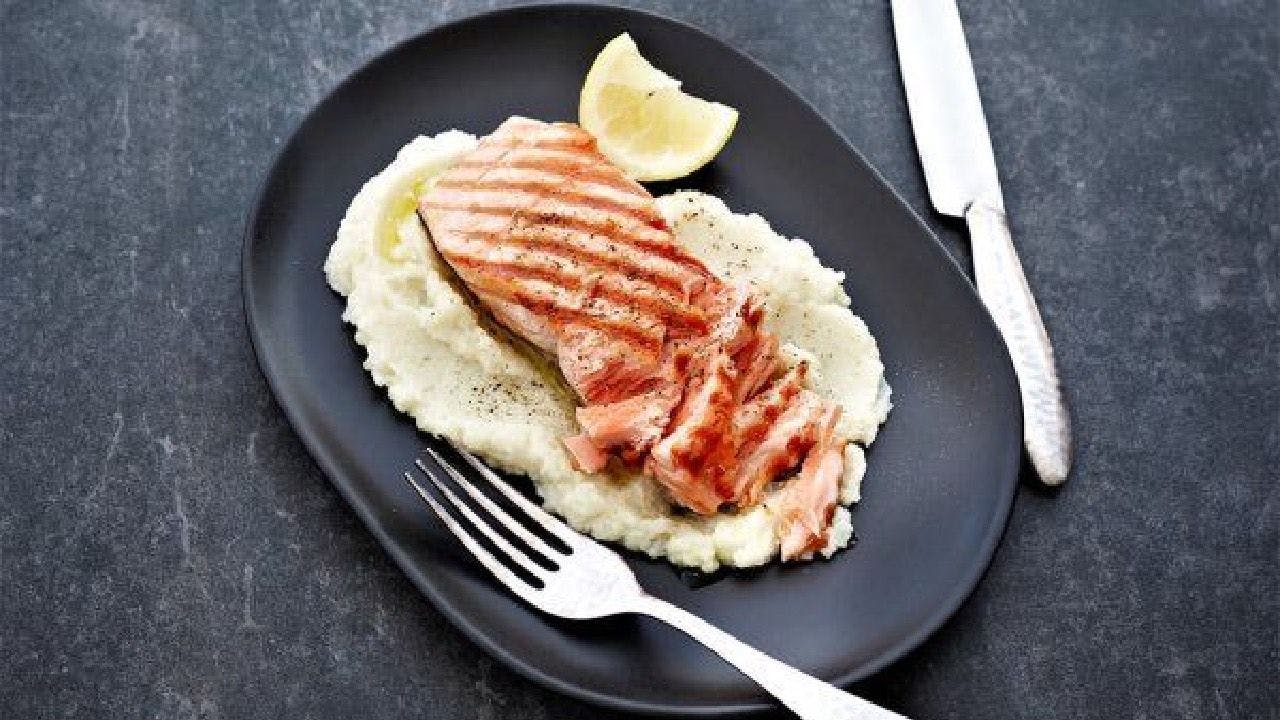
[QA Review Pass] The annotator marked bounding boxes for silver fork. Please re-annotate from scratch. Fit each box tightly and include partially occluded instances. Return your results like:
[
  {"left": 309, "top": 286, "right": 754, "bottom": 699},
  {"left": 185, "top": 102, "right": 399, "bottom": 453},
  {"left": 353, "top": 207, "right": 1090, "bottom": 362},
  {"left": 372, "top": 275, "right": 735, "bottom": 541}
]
[{"left": 404, "top": 443, "right": 910, "bottom": 720}]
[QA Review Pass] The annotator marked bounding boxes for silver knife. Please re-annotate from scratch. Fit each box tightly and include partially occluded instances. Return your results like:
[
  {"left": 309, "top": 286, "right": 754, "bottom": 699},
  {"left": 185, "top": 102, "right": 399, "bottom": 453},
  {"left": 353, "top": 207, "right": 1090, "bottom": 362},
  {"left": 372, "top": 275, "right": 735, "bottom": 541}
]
[{"left": 890, "top": 0, "right": 1072, "bottom": 485}]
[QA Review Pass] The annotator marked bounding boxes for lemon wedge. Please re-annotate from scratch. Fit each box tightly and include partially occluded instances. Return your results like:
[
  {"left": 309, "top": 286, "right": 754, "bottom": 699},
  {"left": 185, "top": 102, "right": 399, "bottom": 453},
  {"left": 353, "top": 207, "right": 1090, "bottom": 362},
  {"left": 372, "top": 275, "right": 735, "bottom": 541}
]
[{"left": 579, "top": 33, "right": 738, "bottom": 182}]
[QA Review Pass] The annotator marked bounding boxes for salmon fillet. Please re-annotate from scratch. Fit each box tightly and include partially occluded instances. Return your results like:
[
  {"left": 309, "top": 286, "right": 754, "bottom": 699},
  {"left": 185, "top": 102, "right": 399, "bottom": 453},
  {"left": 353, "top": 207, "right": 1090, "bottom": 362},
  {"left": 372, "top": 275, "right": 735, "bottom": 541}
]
[{"left": 420, "top": 117, "right": 849, "bottom": 553}]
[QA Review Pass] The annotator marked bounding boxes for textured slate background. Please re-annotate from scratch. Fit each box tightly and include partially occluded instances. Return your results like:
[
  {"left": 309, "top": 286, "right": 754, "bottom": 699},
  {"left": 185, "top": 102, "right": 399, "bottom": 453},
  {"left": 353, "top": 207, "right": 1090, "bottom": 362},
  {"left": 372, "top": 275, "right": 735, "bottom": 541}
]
[{"left": 2, "top": 1, "right": 1276, "bottom": 718}]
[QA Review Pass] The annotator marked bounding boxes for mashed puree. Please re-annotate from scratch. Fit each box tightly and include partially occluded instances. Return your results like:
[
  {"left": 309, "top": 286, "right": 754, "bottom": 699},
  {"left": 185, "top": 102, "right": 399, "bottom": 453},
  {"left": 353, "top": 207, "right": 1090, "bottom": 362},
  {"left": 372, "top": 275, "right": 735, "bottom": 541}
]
[{"left": 325, "top": 132, "right": 891, "bottom": 571}]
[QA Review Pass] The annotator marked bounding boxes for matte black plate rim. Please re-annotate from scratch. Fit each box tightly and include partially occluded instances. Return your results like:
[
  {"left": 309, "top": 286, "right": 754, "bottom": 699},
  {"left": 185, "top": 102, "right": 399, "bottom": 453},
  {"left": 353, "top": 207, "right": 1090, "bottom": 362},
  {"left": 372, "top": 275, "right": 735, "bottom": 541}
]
[{"left": 241, "top": 3, "right": 1022, "bottom": 716}]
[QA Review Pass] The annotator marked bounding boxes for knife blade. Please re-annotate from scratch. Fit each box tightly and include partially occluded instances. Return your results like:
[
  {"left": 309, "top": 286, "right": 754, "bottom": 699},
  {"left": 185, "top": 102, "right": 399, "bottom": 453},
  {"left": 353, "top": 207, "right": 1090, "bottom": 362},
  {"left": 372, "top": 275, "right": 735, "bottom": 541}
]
[{"left": 890, "top": 0, "right": 1073, "bottom": 485}]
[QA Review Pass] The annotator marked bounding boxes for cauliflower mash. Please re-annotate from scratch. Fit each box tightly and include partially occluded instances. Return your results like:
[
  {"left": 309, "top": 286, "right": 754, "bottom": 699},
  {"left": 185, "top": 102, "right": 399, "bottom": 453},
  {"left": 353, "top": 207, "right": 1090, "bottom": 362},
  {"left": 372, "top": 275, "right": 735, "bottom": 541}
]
[{"left": 325, "top": 132, "right": 891, "bottom": 571}]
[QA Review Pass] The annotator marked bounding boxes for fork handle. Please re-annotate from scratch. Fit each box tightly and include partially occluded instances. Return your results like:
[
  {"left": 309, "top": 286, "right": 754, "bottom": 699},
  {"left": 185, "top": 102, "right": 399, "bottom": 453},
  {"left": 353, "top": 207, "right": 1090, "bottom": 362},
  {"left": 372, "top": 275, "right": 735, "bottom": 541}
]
[{"left": 631, "top": 594, "right": 911, "bottom": 720}]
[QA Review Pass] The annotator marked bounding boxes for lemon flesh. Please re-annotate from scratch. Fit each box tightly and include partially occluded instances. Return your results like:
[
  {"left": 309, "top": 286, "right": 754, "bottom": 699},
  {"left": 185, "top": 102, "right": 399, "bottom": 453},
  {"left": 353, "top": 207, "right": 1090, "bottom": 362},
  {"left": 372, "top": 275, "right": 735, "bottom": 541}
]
[{"left": 579, "top": 33, "right": 738, "bottom": 182}]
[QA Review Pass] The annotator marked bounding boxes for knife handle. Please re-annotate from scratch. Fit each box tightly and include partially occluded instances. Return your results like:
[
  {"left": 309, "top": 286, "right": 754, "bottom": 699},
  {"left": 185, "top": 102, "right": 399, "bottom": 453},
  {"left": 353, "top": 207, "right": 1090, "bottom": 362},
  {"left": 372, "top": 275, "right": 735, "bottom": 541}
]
[{"left": 966, "top": 199, "right": 1072, "bottom": 485}]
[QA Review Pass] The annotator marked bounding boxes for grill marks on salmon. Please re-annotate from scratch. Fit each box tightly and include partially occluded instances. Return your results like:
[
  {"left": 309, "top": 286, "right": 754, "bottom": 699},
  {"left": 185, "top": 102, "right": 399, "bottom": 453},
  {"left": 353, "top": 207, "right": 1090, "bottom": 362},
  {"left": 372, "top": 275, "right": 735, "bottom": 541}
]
[
  {"left": 420, "top": 117, "right": 850, "bottom": 558},
  {"left": 432, "top": 178, "right": 664, "bottom": 228},
  {"left": 440, "top": 225, "right": 705, "bottom": 300},
  {"left": 444, "top": 251, "right": 705, "bottom": 333}
]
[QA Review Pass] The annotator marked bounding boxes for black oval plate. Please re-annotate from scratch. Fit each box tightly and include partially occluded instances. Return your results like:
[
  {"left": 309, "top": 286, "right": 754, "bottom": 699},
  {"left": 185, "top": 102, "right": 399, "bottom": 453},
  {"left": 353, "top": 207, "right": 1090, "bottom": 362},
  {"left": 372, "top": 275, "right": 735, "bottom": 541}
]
[{"left": 243, "top": 4, "right": 1021, "bottom": 716}]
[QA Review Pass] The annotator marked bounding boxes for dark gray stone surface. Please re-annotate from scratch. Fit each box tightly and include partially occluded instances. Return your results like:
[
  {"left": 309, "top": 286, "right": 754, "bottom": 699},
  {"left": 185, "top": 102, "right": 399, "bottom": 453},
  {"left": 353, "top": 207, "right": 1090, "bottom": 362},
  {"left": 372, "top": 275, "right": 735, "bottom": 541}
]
[{"left": 2, "top": 0, "right": 1276, "bottom": 717}]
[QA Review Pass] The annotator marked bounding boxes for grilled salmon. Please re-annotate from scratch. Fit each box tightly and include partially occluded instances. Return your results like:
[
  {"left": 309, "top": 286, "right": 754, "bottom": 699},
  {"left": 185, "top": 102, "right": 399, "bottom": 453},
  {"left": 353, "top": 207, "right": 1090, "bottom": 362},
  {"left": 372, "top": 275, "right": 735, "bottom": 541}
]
[{"left": 420, "top": 116, "right": 849, "bottom": 553}]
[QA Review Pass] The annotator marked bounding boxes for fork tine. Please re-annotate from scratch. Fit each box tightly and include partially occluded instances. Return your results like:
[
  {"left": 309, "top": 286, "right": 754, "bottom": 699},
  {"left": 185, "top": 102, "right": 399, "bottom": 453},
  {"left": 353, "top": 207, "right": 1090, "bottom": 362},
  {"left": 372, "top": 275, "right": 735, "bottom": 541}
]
[
  {"left": 413, "top": 459, "right": 549, "bottom": 581},
  {"left": 403, "top": 471, "right": 540, "bottom": 601},
  {"left": 421, "top": 450, "right": 563, "bottom": 563},
  {"left": 453, "top": 446, "right": 582, "bottom": 547}
]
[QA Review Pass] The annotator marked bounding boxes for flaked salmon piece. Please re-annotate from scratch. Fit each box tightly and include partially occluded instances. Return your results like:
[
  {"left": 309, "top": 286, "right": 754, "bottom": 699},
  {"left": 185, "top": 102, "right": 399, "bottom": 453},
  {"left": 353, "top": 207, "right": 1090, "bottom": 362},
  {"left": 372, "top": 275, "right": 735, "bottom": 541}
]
[
  {"left": 563, "top": 432, "right": 611, "bottom": 474},
  {"left": 648, "top": 294, "right": 784, "bottom": 508},
  {"left": 776, "top": 406, "right": 845, "bottom": 560},
  {"left": 730, "top": 331, "right": 780, "bottom": 404},
  {"left": 701, "top": 283, "right": 765, "bottom": 352},
  {"left": 645, "top": 287, "right": 760, "bottom": 440},
  {"left": 727, "top": 387, "right": 828, "bottom": 506},
  {"left": 646, "top": 351, "right": 738, "bottom": 514},
  {"left": 420, "top": 117, "right": 851, "bottom": 552},
  {"left": 574, "top": 385, "right": 681, "bottom": 458}
]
